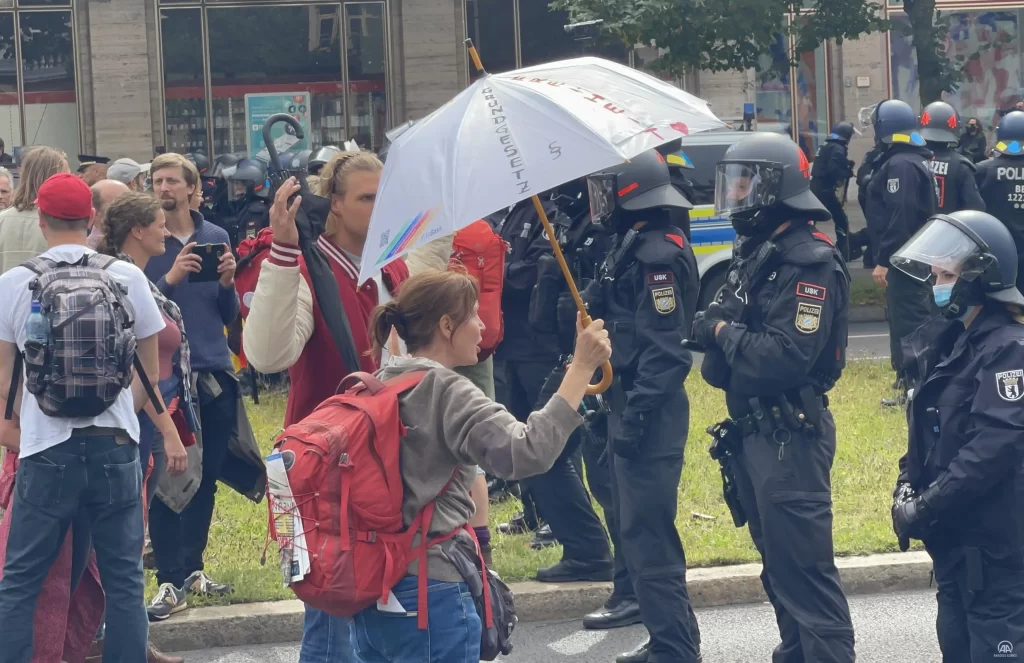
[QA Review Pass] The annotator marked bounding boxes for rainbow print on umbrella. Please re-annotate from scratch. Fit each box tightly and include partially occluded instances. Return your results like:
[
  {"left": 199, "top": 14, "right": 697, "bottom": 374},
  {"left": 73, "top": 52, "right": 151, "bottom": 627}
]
[{"left": 376, "top": 205, "right": 442, "bottom": 265}]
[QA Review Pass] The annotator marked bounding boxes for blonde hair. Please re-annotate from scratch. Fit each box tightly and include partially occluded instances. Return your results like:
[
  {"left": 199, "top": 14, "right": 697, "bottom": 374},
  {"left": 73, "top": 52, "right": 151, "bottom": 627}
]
[
  {"left": 317, "top": 150, "right": 382, "bottom": 236},
  {"left": 150, "top": 152, "right": 198, "bottom": 189},
  {"left": 13, "top": 147, "right": 68, "bottom": 211}
]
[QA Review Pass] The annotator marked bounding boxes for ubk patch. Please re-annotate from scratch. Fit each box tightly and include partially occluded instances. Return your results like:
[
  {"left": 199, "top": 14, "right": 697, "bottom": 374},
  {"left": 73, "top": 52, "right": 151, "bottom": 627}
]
[
  {"left": 650, "top": 286, "right": 676, "bottom": 315},
  {"left": 796, "top": 282, "right": 826, "bottom": 301},
  {"left": 795, "top": 302, "right": 821, "bottom": 334},
  {"left": 647, "top": 271, "right": 674, "bottom": 285},
  {"left": 995, "top": 369, "right": 1024, "bottom": 402},
  {"left": 887, "top": 178, "right": 900, "bottom": 193}
]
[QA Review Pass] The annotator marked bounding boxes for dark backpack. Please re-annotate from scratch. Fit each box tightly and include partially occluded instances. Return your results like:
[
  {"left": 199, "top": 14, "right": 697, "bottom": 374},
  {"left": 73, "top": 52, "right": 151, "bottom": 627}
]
[{"left": 6, "top": 254, "right": 160, "bottom": 420}]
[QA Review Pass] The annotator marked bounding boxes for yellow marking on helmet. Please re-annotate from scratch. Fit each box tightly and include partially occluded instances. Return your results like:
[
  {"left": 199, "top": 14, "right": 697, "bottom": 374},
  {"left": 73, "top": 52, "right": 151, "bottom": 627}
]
[
  {"left": 891, "top": 134, "right": 911, "bottom": 143},
  {"left": 997, "top": 141, "right": 1009, "bottom": 152}
]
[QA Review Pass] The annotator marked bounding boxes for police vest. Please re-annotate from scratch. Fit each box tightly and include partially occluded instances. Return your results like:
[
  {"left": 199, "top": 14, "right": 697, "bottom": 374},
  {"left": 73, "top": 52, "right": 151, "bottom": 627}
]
[{"left": 928, "top": 150, "right": 972, "bottom": 213}]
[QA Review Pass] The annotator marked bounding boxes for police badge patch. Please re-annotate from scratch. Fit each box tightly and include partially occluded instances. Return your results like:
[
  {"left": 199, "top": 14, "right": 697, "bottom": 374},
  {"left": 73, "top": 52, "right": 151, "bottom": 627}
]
[
  {"left": 651, "top": 286, "right": 676, "bottom": 315},
  {"left": 795, "top": 302, "right": 821, "bottom": 334},
  {"left": 887, "top": 178, "right": 900, "bottom": 193},
  {"left": 995, "top": 369, "right": 1024, "bottom": 402}
]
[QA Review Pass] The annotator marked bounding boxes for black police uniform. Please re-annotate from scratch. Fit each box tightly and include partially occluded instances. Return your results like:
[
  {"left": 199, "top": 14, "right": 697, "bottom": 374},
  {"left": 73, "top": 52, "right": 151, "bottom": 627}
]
[
  {"left": 592, "top": 222, "right": 702, "bottom": 662},
  {"left": 865, "top": 143, "right": 938, "bottom": 378},
  {"left": 811, "top": 140, "right": 854, "bottom": 259},
  {"left": 494, "top": 198, "right": 613, "bottom": 569},
  {"left": 926, "top": 144, "right": 985, "bottom": 214},
  {"left": 701, "top": 221, "right": 855, "bottom": 662},
  {"left": 899, "top": 310, "right": 1024, "bottom": 661},
  {"left": 976, "top": 155, "right": 1024, "bottom": 292}
]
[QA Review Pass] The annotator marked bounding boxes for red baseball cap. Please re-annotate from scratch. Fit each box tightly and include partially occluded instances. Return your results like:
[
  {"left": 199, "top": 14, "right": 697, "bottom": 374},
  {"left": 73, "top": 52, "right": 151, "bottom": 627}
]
[{"left": 36, "top": 172, "right": 93, "bottom": 220}]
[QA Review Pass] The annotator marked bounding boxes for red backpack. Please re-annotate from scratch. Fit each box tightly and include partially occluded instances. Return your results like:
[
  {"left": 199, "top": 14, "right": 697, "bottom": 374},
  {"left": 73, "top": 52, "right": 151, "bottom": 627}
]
[
  {"left": 266, "top": 371, "right": 491, "bottom": 629},
  {"left": 232, "top": 228, "right": 277, "bottom": 366},
  {"left": 449, "top": 221, "right": 508, "bottom": 361}
]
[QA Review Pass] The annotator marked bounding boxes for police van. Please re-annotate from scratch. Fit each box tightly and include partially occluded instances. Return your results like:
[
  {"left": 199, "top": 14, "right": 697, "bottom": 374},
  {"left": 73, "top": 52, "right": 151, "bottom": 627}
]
[{"left": 673, "top": 130, "right": 780, "bottom": 308}]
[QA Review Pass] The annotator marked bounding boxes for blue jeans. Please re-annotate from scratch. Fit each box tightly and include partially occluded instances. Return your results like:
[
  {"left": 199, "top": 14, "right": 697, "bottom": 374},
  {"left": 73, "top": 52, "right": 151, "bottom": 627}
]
[
  {"left": 300, "top": 605, "right": 354, "bottom": 662},
  {"left": 0, "top": 433, "right": 148, "bottom": 663},
  {"left": 351, "top": 576, "right": 481, "bottom": 663}
]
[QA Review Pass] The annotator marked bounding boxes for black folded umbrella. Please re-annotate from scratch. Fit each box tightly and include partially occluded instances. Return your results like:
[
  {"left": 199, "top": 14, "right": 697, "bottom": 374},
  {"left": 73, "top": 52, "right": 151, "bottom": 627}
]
[{"left": 262, "top": 114, "right": 362, "bottom": 375}]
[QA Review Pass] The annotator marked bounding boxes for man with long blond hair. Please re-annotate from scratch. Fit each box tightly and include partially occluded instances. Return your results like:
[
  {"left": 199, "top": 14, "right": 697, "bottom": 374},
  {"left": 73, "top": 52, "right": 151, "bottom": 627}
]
[{"left": 0, "top": 146, "right": 69, "bottom": 274}]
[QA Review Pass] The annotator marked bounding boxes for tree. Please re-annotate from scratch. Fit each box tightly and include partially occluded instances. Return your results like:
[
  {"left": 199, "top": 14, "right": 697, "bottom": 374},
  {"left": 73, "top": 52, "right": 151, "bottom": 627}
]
[{"left": 550, "top": 0, "right": 887, "bottom": 83}]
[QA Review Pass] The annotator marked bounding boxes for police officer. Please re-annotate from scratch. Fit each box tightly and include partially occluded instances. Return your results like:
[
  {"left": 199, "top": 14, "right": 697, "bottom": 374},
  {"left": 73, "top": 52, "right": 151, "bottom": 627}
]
[
  {"left": 584, "top": 149, "right": 702, "bottom": 663},
  {"left": 309, "top": 145, "right": 341, "bottom": 177},
  {"left": 976, "top": 111, "right": 1024, "bottom": 294},
  {"left": 920, "top": 101, "right": 986, "bottom": 214},
  {"left": 277, "top": 149, "right": 311, "bottom": 175},
  {"left": 692, "top": 133, "right": 855, "bottom": 663},
  {"left": 223, "top": 157, "right": 270, "bottom": 248},
  {"left": 186, "top": 151, "right": 216, "bottom": 214},
  {"left": 888, "top": 210, "right": 1024, "bottom": 661},
  {"left": 866, "top": 99, "right": 938, "bottom": 405},
  {"left": 853, "top": 132, "right": 885, "bottom": 267},
  {"left": 811, "top": 121, "right": 856, "bottom": 260}
]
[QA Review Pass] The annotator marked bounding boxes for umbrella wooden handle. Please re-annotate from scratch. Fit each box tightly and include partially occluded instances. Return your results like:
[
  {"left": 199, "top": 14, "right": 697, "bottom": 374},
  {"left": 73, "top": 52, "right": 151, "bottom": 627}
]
[{"left": 530, "top": 195, "right": 613, "bottom": 395}]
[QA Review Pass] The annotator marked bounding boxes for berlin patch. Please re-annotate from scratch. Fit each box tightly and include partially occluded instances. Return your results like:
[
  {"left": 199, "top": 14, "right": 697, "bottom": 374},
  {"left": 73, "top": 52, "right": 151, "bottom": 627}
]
[
  {"left": 995, "top": 369, "right": 1024, "bottom": 402},
  {"left": 796, "top": 282, "right": 827, "bottom": 301},
  {"left": 795, "top": 302, "right": 822, "bottom": 334},
  {"left": 887, "top": 178, "right": 900, "bottom": 194},
  {"left": 651, "top": 286, "right": 677, "bottom": 315}
]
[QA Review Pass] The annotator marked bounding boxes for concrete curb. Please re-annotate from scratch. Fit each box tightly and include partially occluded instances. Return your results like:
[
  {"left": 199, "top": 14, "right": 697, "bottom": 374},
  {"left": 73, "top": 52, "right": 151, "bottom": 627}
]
[
  {"left": 151, "top": 551, "right": 932, "bottom": 653},
  {"left": 849, "top": 305, "right": 886, "bottom": 323}
]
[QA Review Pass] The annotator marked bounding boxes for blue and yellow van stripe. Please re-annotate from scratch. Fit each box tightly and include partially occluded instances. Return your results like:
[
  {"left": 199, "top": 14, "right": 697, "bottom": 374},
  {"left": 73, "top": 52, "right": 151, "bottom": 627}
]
[{"left": 690, "top": 206, "right": 734, "bottom": 255}]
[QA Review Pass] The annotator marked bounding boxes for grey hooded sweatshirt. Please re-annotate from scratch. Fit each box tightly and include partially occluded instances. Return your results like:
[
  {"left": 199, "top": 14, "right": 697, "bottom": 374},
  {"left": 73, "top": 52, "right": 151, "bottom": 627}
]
[{"left": 377, "top": 355, "right": 582, "bottom": 581}]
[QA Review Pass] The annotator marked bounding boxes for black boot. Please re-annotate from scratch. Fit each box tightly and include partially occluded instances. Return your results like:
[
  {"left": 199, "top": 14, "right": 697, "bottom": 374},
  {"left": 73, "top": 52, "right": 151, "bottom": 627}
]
[
  {"left": 535, "top": 558, "right": 613, "bottom": 583},
  {"left": 529, "top": 523, "right": 558, "bottom": 549},
  {"left": 496, "top": 512, "right": 534, "bottom": 535},
  {"left": 583, "top": 597, "right": 642, "bottom": 629},
  {"left": 616, "top": 639, "right": 651, "bottom": 663}
]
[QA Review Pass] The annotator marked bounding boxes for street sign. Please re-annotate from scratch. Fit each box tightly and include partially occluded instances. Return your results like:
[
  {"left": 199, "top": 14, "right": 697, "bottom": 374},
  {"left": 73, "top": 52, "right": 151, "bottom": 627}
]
[{"left": 244, "top": 92, "right": 312, "bottom": 161}]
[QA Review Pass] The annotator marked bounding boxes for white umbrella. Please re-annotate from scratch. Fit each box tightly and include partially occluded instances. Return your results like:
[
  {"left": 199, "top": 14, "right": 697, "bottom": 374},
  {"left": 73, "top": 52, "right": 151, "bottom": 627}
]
[{"left": 360, "top": 52, "right": 725, "bottom": 284}]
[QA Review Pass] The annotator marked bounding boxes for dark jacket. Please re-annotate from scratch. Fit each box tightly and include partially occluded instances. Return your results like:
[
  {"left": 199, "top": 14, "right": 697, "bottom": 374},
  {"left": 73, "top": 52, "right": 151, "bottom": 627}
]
[
  {"left": 958, "top": 131, "right": 987, "bottom": 164},
  {"left": 900, "top": 307, "right": 1024, "bottom": 570},
  {"left": 865, "top": 145, "right": 937, "bottom": 267},
  {"left": 976, "top": 155, "right": 1024, "bottom": 293},
  {"left": 927, "top": 144, "right": 986, "bottom": 214}
]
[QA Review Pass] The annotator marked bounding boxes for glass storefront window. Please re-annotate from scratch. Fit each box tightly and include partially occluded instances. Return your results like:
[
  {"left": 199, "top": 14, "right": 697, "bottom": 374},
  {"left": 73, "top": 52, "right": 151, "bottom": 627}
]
[
  {"left": 755, "top": 34, "right": 793, "bottom": 140},
  {"left": 345, "top": 2, "right": 387, "bottom": 150},
  {"left": 207, "top": 5, "right": 344, "bottom": 157},
  {"left": 794, "top": 38, "right": 828, "bottom": 160},
  {"left": 889, "top": 9, "right": 1020, "bottom": 137},
  {"left": 0, "top": 13, "right": 21, "bottom": 151},
  {"left": 18, "top": 0, "right": 69, "bottom": 6},
  {"left": 464, "top": 0, "right": 515, "bottom": 79},
  {"left": 20, "top": 10, "right": 78, "bottom": 164},
  {"left": 161, "top": 9, "right": 207, "bottom": 155},
  {"left": 517, "top": 0, "right": 628, "bottom": 67}
]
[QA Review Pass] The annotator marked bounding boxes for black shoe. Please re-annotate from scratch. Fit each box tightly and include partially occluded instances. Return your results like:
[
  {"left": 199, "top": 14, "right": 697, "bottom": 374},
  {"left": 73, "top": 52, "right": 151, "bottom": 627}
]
[
  {"left": 497, "top": 512, "right": 533, "bottom": 535},
  {"left": 488, "top": 478, "right": 518, "bottom": 503},
  {"left": 616, "top": 639, "right": 650, "bottom": 663},
  {"left": 529, "top": 523, "right": 558, "bottom": 549},
  {"left": 881, "top": 394, "right": 907, "bottom": 408},
  {"left": 536, "top": 558, "right": 613, "bottom": 583},
  {"left": 583, "top": 598, "right": 642, "bottom": 629}
]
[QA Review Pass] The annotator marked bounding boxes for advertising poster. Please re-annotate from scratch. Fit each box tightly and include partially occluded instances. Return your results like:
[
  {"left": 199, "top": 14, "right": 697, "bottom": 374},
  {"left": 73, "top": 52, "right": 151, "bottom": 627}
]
[{"left": 245, "top": 91, "right": 312, "bottom": 161}]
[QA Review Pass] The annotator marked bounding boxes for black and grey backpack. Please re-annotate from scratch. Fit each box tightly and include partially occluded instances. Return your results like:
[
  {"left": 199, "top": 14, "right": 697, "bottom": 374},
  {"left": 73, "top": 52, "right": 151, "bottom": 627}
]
[{"left": 5, "top": 253, "right": 161, "bottom": 420}]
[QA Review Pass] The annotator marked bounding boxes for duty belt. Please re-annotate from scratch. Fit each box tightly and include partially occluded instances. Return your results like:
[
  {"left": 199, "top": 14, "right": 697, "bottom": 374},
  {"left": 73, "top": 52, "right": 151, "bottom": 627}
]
[{"left": 731, "top": 387, "right": 829, "bottom": 459}]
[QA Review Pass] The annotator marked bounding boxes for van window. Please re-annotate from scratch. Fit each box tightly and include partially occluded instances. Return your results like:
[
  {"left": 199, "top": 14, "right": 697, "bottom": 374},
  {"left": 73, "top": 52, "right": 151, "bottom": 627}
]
[{"left": 679, "top": 142, "right": 734, "bottom": 206}]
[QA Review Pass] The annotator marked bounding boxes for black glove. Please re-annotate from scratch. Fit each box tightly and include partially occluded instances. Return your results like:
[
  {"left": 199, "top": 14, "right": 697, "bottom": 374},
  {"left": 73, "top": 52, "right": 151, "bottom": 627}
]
[
  {"left": 691, "top": 311, "right": 722, "bottom": 349},
  {"left": 891, "top": 482, "right": 914, "bottom": 552},
  {"left": 613, "top": 416, "right": 646, "bottom": 459},
  {"left": 892, "top": 483, "right": 940, "bottom": 549}
]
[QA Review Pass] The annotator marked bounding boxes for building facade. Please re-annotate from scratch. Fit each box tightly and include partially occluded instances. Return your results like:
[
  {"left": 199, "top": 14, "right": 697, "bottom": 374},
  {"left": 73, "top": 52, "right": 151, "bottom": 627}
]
[{"left": 4, "top": 0, "right": 1014, "bottom": 169}]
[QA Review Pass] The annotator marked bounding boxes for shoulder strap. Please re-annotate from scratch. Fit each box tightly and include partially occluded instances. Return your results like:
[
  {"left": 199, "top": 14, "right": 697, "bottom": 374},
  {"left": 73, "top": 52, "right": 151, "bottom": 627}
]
[
  {"left": 5, "top": 352, "right": 21, "bottom": 421},
  {"left": 21, "top": 256, "right": 55, "bottom": 276},
  {"left": 87, "top": 253, "right": 118, "bottom": 271},
  {"left": 132, "top": 353, "right": 165, "bottom": 416}
]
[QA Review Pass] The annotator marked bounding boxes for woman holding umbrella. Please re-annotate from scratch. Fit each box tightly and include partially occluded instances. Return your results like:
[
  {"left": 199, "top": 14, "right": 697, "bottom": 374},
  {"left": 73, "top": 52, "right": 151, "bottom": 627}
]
[{"left": 242, "top": 151, "right": 410, "bottom": 662}]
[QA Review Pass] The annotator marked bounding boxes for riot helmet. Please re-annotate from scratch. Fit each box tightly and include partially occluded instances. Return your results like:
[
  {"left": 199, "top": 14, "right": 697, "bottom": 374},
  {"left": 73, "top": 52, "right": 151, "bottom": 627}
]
[
  {"left": 714, "top": 133, "right": 829, "bottom": 236},
  {"left": 186, "top": 152, "right": 210, "bottom": 176},
  {"left": 213, "top": 154, "right": 240, "bottom": 179},
  {"left": 891, "top": 210, "right": 1024, "bottom": 318},
  {"left": 225, "top": 158, "right": 269, "bottom": 201},
  {"left": 586, "top": 149, "right": 692, "bottom": 232},
  {"left": 827, "top": 121, "right": 855, "bottom": 144},
  {"left": 920, "top": 101, "right": 961, "bottom": 145},
  {"left": 994, "top": 111, "right": 1024, "bottom": 156},
  {"left": 309, "top": 146, "right": 342, "bottom": 176},
  {"left": 278, "top": 149, "right": 311, "bottom": 173},
  {"left": 872, "top": 99, "right": 925, "bottom": 146}
]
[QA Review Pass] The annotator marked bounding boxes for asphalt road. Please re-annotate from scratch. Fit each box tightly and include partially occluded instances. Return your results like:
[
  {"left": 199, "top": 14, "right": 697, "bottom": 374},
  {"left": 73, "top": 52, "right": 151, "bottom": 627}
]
[
  {"left": 171, "top": 588, "right": 944, "bottom": 662},
  {"left": 689, "top": 320, "right": 891, "bottom": 365}
]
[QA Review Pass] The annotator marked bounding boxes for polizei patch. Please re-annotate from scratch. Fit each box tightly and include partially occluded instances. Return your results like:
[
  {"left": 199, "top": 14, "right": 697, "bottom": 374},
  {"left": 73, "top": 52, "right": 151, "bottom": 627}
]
[
  {"left": 887, "top": 178, "right": 900, "bottom": 193},
  {"left": 995, "top": 369, "right": 1024, "bottom": 402},
  {"left": 651, "top": 286, "right": 676, "bottom": 314},
  {"left": 795, "top": 302, "right": 821, "bottom": 334}
]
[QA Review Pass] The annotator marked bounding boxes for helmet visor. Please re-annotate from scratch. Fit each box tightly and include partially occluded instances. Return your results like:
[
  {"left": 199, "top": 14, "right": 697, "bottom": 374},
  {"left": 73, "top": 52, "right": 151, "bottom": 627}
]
[
  {"left": 714, "top": 162, "right": 783, "bottom": 217},
  {"left": 587, "top": 175, "right": 617, "bottom": 226},
  {"left": 890, "top": 217, "right": 992, "bottom": 283}
]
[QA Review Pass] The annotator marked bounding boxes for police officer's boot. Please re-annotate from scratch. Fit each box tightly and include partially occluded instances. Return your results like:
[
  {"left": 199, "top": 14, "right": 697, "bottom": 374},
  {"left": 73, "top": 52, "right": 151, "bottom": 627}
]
[
  {"left": 583, "top": 596, "right": 642, "bottom": 629},
  {"left": 616, "top": 639, "right": 703, "bottom": 663}
]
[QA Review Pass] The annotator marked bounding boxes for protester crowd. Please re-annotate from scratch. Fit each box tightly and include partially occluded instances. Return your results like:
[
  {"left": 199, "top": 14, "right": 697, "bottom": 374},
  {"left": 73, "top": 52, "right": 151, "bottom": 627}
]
[{"left": 0, "top": 90, "right": 1018, "bottom": 663}]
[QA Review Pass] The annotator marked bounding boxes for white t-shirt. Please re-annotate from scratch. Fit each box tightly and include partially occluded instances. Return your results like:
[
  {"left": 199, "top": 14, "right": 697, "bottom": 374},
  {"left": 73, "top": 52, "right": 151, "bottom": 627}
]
[{"left": 0, "top": 244, "right": 166, "bottom": 457}]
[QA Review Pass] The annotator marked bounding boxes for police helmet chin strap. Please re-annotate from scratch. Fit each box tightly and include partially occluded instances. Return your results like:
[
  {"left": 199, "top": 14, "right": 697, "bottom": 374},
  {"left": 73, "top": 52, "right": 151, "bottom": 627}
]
[{"left": 944, "top": 279, "right": 984, "bottom": 319}]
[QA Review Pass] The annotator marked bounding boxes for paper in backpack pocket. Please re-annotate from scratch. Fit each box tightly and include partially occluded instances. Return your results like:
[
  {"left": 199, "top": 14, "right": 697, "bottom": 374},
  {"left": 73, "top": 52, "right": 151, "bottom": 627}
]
[{"left": 266, "top": 451, "right": 311, "bottom": 584}]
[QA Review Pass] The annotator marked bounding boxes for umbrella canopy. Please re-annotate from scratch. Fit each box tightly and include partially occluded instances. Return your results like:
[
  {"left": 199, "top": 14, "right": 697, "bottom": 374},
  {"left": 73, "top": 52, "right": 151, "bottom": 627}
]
[{"left": 358, "top": 56, "right": 724, "bottom": 284}]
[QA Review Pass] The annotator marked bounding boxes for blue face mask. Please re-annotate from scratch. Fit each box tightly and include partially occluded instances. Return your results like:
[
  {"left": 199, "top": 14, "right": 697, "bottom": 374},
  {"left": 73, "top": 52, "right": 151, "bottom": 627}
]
[{"left": 933, "top": 283, "right": 955, "bottom": 308}]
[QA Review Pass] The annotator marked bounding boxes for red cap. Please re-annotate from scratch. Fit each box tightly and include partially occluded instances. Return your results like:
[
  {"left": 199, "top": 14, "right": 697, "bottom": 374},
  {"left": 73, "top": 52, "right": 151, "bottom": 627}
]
[{"left": 36, "top": 172, "right": 93, "bottom": 220}]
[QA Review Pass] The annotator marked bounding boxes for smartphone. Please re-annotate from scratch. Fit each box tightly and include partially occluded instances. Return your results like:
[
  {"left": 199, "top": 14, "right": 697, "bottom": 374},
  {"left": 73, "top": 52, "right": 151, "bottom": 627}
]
[{"left": 189, "top": 243, "right": 226, "bottom": 283}]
